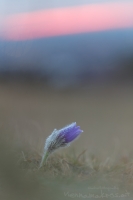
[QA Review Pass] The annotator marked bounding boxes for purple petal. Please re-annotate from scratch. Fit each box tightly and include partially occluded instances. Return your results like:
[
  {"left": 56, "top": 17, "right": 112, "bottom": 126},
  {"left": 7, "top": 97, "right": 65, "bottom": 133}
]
[
  {"left": 65, "top": 129, "right": 82, "bottom": 143},
  {"left": 58, "top": 122, "right": 83, "bottom": 143}
]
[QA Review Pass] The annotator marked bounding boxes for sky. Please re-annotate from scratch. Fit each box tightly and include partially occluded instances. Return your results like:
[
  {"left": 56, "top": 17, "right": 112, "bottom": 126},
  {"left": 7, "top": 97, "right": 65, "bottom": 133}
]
[
  {"left": 1, "top": 0, "right": 132, "bottom": 14},
  {"left": 0, "top": 0, "right": 133, "bottom": 40}
]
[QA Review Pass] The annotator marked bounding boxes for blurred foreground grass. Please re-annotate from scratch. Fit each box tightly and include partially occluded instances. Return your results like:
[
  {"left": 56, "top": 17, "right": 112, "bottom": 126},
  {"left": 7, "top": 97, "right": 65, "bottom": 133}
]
[{"left": 0, "top": 134, "right": 133, "bottom": 200}]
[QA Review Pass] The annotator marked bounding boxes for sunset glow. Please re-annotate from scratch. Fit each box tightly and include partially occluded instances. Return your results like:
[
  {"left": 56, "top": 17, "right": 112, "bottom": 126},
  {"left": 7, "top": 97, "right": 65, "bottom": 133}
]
[{"left": 1, "top": 1, "right": 133, "bottom": 40}]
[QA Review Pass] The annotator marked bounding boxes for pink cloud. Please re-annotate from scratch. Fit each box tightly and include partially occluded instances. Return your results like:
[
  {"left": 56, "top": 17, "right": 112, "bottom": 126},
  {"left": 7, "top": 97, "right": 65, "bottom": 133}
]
[{"left": 1, "top": 1, "right": 133, "bottom": 40}]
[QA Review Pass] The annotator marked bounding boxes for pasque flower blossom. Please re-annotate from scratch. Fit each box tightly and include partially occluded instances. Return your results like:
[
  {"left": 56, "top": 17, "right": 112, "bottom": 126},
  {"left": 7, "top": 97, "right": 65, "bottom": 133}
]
[{"left": 39, "top": 122, "right": 83, "bottom": 168}]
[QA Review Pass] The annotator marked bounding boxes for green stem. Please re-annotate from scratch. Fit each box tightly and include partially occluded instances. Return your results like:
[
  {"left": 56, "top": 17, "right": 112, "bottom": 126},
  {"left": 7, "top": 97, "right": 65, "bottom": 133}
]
[{"left": 39, "top": 151, "right": 49, "bottom": 168}]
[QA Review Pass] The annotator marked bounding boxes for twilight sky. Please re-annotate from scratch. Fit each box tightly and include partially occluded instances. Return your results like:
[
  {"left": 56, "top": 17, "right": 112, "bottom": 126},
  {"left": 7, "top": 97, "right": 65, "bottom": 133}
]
[
  {"left": 1, "top": 0, "right": 132, "bottom": 14},
  {"left": 0, "top": 0, "right": 133, "bottom": 40}
]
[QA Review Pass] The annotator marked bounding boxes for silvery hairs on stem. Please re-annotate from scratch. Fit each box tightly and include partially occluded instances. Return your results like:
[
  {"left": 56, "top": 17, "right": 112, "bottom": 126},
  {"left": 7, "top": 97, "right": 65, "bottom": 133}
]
[{"left": 39, "top": 122, "right": 83, "bottom": 168}]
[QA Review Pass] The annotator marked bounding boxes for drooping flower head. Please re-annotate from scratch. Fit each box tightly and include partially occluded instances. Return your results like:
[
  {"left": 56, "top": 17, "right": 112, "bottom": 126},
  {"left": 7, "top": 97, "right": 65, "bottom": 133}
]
[{"left": 39, "top": 122, "right": 83, "bottom": 168}]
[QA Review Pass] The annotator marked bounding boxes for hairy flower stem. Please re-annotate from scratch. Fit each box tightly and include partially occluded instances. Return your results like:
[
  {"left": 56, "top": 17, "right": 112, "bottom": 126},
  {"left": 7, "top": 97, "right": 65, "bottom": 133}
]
[{"left": 39, "top": 151, "right": 49, "bottom": 168}]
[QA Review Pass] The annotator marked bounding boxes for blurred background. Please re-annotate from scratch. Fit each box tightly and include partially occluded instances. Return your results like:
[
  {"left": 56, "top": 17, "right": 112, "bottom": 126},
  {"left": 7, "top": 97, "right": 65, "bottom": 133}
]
[{"left": 0, "top": 0, "right": 133, "bottom": 158}]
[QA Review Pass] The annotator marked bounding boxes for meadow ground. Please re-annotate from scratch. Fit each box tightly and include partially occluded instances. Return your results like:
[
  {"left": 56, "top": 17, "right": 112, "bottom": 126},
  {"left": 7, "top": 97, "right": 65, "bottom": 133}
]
[{"left": 0, "top": 81, "right": 133, "bottom": 199}]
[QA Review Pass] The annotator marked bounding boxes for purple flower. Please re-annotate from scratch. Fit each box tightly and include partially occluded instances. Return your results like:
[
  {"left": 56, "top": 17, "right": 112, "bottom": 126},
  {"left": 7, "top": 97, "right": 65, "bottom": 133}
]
[
  {"left": 58, "top": 122, "right": 83, "bottom": 144},
  {"left": 39, "top": 122, "right": 83, "bottom": 168}
]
